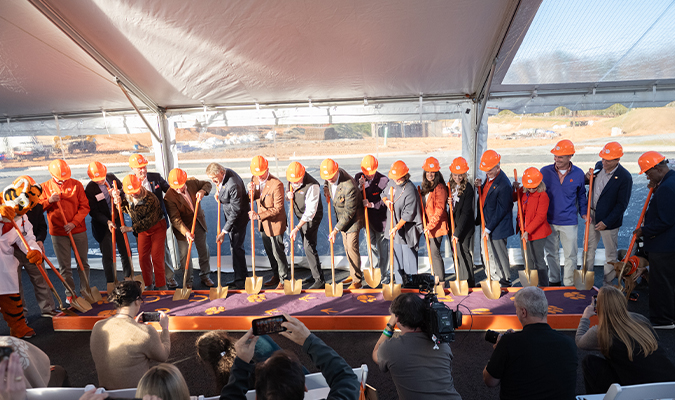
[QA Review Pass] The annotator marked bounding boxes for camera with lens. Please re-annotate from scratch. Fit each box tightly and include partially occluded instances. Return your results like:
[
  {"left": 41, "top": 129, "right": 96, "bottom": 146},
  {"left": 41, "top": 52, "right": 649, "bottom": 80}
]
[
  {"left": 485, "top": 330, "right": 500, "bottom": 344},
  {"left": 408, "top": 274, "right": 462, "bottom": 346}
]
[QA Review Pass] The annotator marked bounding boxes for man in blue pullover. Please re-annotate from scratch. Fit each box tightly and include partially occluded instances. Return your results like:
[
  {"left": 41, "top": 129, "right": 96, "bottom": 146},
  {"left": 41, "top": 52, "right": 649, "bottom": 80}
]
[{"left": 540, "top": 140, "right": 587, "bottom": 287}]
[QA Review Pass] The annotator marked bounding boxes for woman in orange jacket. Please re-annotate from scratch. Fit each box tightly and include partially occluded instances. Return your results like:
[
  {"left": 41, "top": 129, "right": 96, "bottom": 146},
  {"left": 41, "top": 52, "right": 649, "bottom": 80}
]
[
  {"left": 514, "top": 167, "right": 552, "bottom": 286},
  {"left": 420, "top": 157, "right": 449, "bottom": 282}
]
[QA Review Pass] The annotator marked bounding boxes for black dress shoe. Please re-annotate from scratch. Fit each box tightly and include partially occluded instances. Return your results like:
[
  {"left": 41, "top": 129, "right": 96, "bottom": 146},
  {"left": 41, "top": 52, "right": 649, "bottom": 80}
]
[
  {"left": 308, "top": 280, "right": 326, "bottom": 289},
  {"left": 499, "top": 279, "right": 512, "bottom": 287}
]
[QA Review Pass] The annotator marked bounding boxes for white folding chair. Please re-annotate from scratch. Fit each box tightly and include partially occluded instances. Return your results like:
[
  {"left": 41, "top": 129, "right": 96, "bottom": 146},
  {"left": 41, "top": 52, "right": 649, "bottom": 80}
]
[{"left": 602, "top": 381, "right": 675, "bottom": 400}]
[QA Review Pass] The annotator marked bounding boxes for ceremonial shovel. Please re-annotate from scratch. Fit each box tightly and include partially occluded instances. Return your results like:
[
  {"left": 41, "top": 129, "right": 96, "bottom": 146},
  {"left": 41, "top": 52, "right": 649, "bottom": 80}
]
[
  {"left": 324, "top": 189, "right": 343, "bottom": 298},
  {"left": 210, "top": 200, "right": 229, "bottom": 300},
  {"left": 173, "top": 197, "right": 201, "bottom": 301},
  {"left": 105, "top": 182, "right": 119, "bottom": 294},
  {"left": 478, "top": 186, "right": 502, "bottom": 300},
  {"left": 245, "top": 189, "right": 263, "bottom": 295},
  {"left": 284, "top": 183, "right": 302, "bottom": 295},
  {"left": 382, "top": 187, "right": 401, "bottom": 301},
  {"left": 113, "top": 181, "right": 144, "bottom": 291},
  {"left": 362, "top": 186, "right": 381, "bottom": 288},
  {"left": 574, "top": 168, "right": 596, "bottom": 290},
  {"left": 417, "top": 186, "right": 445, "bottom": 298},
  {"left": 617, "top": 187, "right": 654, "bottom": 292},
  {"left": 514, "top": 170, "right": 539, "bottom": 287},
  {"left": 447, "top": 183, "right": 469, "bottom": 296}
]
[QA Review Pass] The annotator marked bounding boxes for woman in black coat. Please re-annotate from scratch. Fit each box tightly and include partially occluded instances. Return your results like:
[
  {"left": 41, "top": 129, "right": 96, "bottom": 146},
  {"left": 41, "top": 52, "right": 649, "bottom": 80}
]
[{"left": 448, "top": 157, "right": 475, "bottom": 287}]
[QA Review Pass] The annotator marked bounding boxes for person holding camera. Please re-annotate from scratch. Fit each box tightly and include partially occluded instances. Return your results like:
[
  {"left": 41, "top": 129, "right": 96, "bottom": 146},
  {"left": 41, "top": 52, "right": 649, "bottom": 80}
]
[
  {"left": 373, "top": 293, "right": 462, "bottom": 400},
  {"left": 90, "top": 281, "right": 171, "bottom": 390},
  {"left": 483, "top": 287, "right": 577, "bottom": 399}
]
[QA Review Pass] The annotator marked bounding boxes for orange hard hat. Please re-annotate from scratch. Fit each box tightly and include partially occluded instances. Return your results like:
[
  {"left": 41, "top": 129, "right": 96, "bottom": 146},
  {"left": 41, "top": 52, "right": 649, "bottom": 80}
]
[
  {"left": 320, "top": 158, "right": 339, "bottom": 180},
  {"left": 361, "top": 155, "right": 379, "bottom": 175},
  {"left": 388, "top": 160, "right": 409, "bottom": 180},
  {"left": 129, "top": 154, "right": 149, "bottom": 169},
  {"left": 551, "top": 139, "right": 575, "bottom": 156},
  {"left": 49, "top": 159, "right": 71, "bottom": 180},
  {"left": 286, "top": 161, "right": 306, "bottom": 183},
  {"left": 479, "top": 150, "right": 501, "bottom": 172},
  {"left": 638, "top": 151, "right": 666, "bottom": 174},
  {"left": 250, "top": 155, "right": 269, "bottom": 176},
  {"left": 522, "top": 167, "right": 543, "bottom": 189},
  {"left": 168, "top": 168, "right": 188, "bottom": 189},
  {"left": 449, "top": 157, "right": 469, "bottom": 174},
  {"left": 423, "top": 157, "right": 441, "bottom": 172},
  {"left": 122, "top": 174, "right": 142, "bottom": 195},
  {"left": 599, "top": 142, "right": 623, "bottom": 160},
  {"left": 87, "top": 161, "right": 107, "bottom": 182}
]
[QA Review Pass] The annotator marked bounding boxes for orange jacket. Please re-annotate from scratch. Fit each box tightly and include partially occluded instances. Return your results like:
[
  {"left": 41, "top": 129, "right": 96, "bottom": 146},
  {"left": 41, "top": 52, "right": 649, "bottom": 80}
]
[
  {"left": 422, "top": 184, "right": 449, "bottom": 238},
  {"left": 40, "top": 178, "right": 90, "bottom": 237}
]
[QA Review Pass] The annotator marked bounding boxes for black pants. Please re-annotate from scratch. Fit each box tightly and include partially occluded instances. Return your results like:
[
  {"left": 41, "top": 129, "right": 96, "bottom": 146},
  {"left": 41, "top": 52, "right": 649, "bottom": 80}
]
[
  {"left": 261, "top": 231, "right": 289, "bottom": 281},
  {"left": 453, "top": 234, "right": 474, "bottom": 286},
  {"left": 230, "top": 222, "right": 248, "bottom": 285},
  {"left": 99, "top": 229, "right": 132, "bottom": 282},
  {"left": 301, "top": 221, "right": 324, "bottom": 282},
  {"left": 582, "top": 354, "right": 618, "bottom": 394},
  {"left": 428, "top": 235, "right": 445, "bottom": 281},
  {"left": 649, "top": 251, "right": 675, "bottom": 325}
]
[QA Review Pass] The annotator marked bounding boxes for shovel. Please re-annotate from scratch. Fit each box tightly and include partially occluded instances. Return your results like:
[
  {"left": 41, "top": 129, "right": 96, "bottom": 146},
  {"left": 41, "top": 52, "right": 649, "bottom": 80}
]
[
  {"left": 324, "top": 190, "right": 344, "bottom": 298},
  {"left": 383, "top": 187, "right": 401, "bottom": 301},
  {"left": 574, "top": 168, "right": 595, "bottom": 290},
  {"left": 284, "top": 183, "right": 302, "bottom": 295},
  {"left": 417, "top": 186, "right": 445, "bottom": 298},
  {"left": 210, "top": 200, "right": 229, "bottom": 300},
  {"left": 617, "top": 187, "right": 654, "bottom": 290},
  {"left": 113, "top": 181, "right": 145, "bottom": 291},
  {"left": 173, "top": 197, "right": 201, "bottom": 301},
  {"left": 362, "top": 187, "right": 381, "bottom": 288},
  {"left": 478, "top": 186, "right": 502, "bottom": 300},
  {"left": 105, "top": 182, "right": 119, "bottom": 294},
  {"left": 53, "top": 195, "right": 102, "bottom": 303},
  {"left": 514, "top": 170, "right": 539, "bottom": 287},
  {"left": 447, "top": 183, "right": 469, "bottom": 296},
  {"left": 245, "top": 189, "right": 263, "bottom": 295}
]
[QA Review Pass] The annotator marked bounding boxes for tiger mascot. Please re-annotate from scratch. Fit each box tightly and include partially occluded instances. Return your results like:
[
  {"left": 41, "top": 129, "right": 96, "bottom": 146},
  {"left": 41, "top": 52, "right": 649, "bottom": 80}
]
[{"left": 0, "top": 176, "right": 43, "bottom": 338}]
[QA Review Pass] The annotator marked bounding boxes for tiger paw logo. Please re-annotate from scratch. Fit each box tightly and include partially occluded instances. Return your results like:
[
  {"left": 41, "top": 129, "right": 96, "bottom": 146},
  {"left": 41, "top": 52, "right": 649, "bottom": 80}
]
[
  {"left": 564, "top": 292, "right": 586, "bottom": 300},
  {"left": 247, "top": 294, "right": 266, "bottom": 303},
  {"left": 98, "top": 309, "right": 117, "bottom": 317},
  {"left": 437, "top": 295, "right": 454, "bottom": 303},
  {"left": 265, "top": 308, "right": 281, "bottom": 315},
  {"left": 471, "top": 308, "right": 493, "bottom": 315},
  {"left": 548, "top": 305, "right": 563, "bottom": 314},
  {"left": 357, "top": 295, "right": 376, "bottom": 303},
  {"left": 206, "top": 306, "right": 226, "bottom": 315},
  {"left": 298, "top": 295, "right": 316, "bottom": 302}
]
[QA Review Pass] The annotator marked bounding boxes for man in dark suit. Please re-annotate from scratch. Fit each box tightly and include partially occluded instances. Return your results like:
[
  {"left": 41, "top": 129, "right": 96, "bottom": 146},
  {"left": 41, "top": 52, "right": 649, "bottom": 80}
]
[
  {"left": 128, "top": 154, "right": 178, "bottom": 288},
  {"left": 475, "top": 150, "right": 514, "bottom": 287},
  {"left": 207, "top": 163, "right": 250, "bottom": 290},
  {"left": 84, "top": 162, "right": 132, "bottom": 283},
  {"left": 164, "top": 168, "right": 213, "bottom": 289},
  {"left": 585, "top": 142, "right": 632, "bottom": 285}
]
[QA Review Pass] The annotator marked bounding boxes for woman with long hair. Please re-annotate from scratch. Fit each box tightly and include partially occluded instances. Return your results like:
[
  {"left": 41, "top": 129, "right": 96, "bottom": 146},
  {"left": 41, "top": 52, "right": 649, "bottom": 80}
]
[
  {"left": 576, "top": 286, "right": 675, "bottom": 394},
  {"left": 136, "top": 363, "right": 190, "bottom": 400},
  {"left": 447, "top": 157, "right": 475, "bottom": 287},
  {"left": 420, "top": 157, "right": 449, "bottom": 283}
]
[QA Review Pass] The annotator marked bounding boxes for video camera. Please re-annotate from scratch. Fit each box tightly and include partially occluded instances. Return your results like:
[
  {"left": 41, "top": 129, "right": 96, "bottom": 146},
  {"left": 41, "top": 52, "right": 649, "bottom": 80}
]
[{"left": 405, "top": 273, "right": 462, "bottom": 346}]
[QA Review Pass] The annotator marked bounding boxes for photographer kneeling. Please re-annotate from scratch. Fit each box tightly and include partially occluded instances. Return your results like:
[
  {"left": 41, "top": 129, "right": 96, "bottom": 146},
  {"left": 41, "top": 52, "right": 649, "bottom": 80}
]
[{"left": 373, "top": 292, "right": 462, "bottom": 400}]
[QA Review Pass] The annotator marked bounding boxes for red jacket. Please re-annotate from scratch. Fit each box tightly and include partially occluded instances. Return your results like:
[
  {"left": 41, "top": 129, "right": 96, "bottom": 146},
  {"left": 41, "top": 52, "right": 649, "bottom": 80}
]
[
  {"left": 40, "top": 178, "right": 90, "bottom": 237},
  {"left": 422, "top": 184, "right": 449, "bottom": 238},
  {"left": 515, "top": 188, "right": 551, "bottom": 241}
]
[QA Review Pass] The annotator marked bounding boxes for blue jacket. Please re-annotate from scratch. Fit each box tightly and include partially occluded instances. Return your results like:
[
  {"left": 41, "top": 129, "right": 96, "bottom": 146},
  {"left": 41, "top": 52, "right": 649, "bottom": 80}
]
[
  {"left": 591, "top": 161, "right": 632, "bottom": 230},
  {"left": 643, "top": 170, "right": 675, "bottom": 253},
  {"left": 541, "top": 163, "right": 587, "bottom": 226},
  {"left": 478, "top": 170, "right": 514, "bottom": 241}
]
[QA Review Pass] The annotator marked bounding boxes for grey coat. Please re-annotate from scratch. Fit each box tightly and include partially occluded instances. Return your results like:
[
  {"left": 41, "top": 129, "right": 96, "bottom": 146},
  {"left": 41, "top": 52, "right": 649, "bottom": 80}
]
[
  {"left": 217, "top": 168, "right": 250, "bottom": 233},
  {"left": 383, "top": 179, "right": 423, "bottom": 249}
]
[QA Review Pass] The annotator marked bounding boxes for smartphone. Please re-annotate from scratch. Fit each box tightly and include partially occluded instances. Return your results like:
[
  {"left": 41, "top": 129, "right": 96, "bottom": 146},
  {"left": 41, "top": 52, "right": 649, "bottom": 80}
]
[
  {"left": 252, "top": 315, "right": 287, "bottom": 336},
  {"left": 0, "top": 347, "right": 12, "bottom": 360},
  {"left": 592, "top": 295, "right": 598, "bottom": 313},
  {"left": 141, "top": 312, "right": 161, "bottom": 323}
]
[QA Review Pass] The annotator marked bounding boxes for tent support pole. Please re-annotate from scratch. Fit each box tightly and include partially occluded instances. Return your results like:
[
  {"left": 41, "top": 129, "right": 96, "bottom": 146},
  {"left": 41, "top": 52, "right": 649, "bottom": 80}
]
[{"left": 116, "top": 80, "right": 162, "bottom": 144}]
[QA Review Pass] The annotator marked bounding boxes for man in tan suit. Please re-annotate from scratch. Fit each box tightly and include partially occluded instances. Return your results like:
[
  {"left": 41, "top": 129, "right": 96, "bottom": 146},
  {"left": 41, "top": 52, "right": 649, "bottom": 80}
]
[
  {"left": 164, "top": 168, "right": 214, "bottom": 288},
  {"left": 247, "top": 156, "right": 288, "bottom": 289}
]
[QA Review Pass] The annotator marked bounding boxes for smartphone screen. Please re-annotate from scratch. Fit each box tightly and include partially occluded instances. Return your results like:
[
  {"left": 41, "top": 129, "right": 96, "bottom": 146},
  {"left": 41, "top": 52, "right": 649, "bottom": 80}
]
[
  {"left": 252, "top": 315, "right": 287, "bottom": 335},
  {"left": 141, "top": 312, "right": 161, "bottom": 323}
]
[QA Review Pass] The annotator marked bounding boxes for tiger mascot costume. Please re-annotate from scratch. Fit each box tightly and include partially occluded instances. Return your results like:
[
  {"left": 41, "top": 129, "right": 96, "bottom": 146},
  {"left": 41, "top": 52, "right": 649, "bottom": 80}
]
[{"left": 0, "top": 176, "right": 44, "bottom": 338}]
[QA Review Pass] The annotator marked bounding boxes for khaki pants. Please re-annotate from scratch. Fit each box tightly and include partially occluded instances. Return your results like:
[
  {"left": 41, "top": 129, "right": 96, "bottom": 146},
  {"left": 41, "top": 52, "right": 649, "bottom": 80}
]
[
  {"left": 585, "top": 211, "right": 619, "bottom": 284},
  {"left": 52, "top": 232, "right": 90, "bottom": 297},
  {"left": 342, "top": 231, "right": 362, "bottom": 283},
  {"left": 15, "top": 246, "right": 55, "bottom": 314}
]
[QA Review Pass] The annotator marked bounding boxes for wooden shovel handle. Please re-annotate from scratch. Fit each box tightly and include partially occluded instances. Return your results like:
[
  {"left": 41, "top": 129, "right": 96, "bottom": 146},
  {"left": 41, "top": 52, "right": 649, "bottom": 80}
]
[
  {"left": 362, "top": 186, "right": 374, "bottom": 270},
  {"left": 54, "top": 199, "right": 86, "bottom": 274},
  {"left": 249, "top": 188, "right": 257, "bottom": 276},
  {"left": 478, "top": 185, "right": 491, "bottom": 275},
  {"left": 447, "top": 183, "right": 461, "bottom": 269},
  {"left": 417, "top": 186, "right": 434, "bottom": 274},
  {"left": 113, "top": 181, "right": 135, "bottom": 268},
  {"left": 583, "top": 168, "right": 594, "bottom": 253}
]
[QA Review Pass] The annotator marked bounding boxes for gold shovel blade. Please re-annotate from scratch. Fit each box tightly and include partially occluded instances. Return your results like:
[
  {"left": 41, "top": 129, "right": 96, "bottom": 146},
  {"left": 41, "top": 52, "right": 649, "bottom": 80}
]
[
  {"left": 209, "top": 286, "right": 229, "bottom": 300},
  {"left": 172, "top": 287, "right": 192, "bottom": 301},
  {"left": 573, "top": 270, "right": 595, "bottom": 290},
  {"left": 325, "top": 283, "right": 343, "bottom": 297},
  {"left": 363, "top": 268, "right": 382, "bottom": 288},
  {"left": 518, "top": 270, "right": 540, "bottom": 287},
  {"left": 89, "top": 286, "right": 104, "bottom": 303},
  {"left": 79, "top": 288, "right": 97, "bottom": 304},
  {"left": 382, "top": 283, "right": 401, "bottom": 301},
  {"left": 480, "top": 280, "right": 502, "bottom": 300},
  {"left": 245, "top": 276, "right": 263, "bottom": 295},
  {"left": 449, "top": 280, "right": 469, "bottom": 296},
  {"left": 106, "top": 281, "right": 118, "bottom": 295},
  {"left": 284, "top": 279, "right": 302, "bottom": 295},
  {"left": 72, "top": 297, "right": 93, "bottom": 312}
]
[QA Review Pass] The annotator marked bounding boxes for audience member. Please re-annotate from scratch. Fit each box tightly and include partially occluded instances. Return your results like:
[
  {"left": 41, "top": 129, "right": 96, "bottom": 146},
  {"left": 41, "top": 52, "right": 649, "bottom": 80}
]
[
  {"left": 0, "top": 353, "right": 26, "bottom": 400},
  {"left": 483, "top": 286, "right": 577, "bottom": 399},
  {"left": 136, "top": 363, "right": 189, "bottom": 400},
  {"left": 0, "top": 336, "right": 67, "bottom": 388},
  {"left": 576, "top": 286, "right": 675, "bottom": 394},
  {"left": 373, "top": 293, "right": 462, "bottom": 400}
]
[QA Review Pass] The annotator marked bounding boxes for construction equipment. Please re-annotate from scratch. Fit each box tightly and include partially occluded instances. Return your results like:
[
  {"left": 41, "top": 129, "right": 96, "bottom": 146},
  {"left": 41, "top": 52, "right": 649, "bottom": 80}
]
[
  {"left": 478, "top": 186, "right": 502, "bottom": 300},
  {"left": 617, "top": 187, "right": 654, "bottom": 291},
  {"left": 514, "top": 169, "right": 539, "bottom": 287},
  {"left": 383, "top": 187, "right": 401, "bottom": 301},
  {"left": 324, "top": 189, "right": 343, "bottom": 298},
  {"left": 105, "top": 182, "right": 119, "bottom": 294},
  {"left": 113, "top": 181, "right": 145, "bottom": 291},
  {"left": 447, "top": 182, "right": 469, "bottom": 296},
  {"left": 210, "top": 200, "right": 229, "bottom": 300},
  {"left": 284, "top": 183, "right": 302, "bottom": 295},
  {"left": 52, "top": 135, "right": 97, "bottom": 154},
  {"left": 574, "top": 168, "right": 596, "bottom": 290},
  {"left": 173, "top": 198, "right": 201, "bottom": 301},
  {"left": 362, "top": 187, "right": 382, "bottom": 288},
  {"left": 417, "top": 186, "right": 445, "bottom": 298},
  {"left": 245, "top": 189, "right": 263, "bottom": 295}
]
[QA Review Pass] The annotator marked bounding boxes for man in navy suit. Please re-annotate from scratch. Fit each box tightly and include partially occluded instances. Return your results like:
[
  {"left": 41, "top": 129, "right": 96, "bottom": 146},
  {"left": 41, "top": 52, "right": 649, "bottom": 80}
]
[
  {"left": 475, "top": 150, "right": 514, "bottom": 286},
  {"left": 585, "top": 142, "right": 632, "bottom": 285}
]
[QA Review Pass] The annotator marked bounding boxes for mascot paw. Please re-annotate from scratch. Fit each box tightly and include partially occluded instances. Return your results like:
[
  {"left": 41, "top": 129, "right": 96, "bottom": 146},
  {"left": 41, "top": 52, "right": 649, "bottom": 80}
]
[
  {"left": 0, "top": 205, "right": 16, "bottom": 221},
  {"left": 27, "top": 250, "right": 43, "bottom": 265}
]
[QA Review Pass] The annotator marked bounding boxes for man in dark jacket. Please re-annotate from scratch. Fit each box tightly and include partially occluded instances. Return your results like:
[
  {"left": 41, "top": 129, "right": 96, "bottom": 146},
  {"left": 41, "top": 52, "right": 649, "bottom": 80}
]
[
  {"left": 585, "top": 142, "right": 632, "bottom": 285},
  {"left": 476, "top": 150, "right": 514, "bottom": 286},
  {"left": 207, "top": 163, "right": 250, "bottom": 290},
  {"left": 634, "top": 152, "right": 675, "bottom": 329}
]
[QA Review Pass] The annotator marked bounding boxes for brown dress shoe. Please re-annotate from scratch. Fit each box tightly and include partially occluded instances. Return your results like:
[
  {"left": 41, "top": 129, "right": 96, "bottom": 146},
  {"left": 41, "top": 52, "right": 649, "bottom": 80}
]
[
  {"left": 264, "top": 276, "right": 280, "bottom": 287},
  {"left": 347, "top": 282, "right": 362, "bottom": 290},
  {"left": 166, "top": 278, "right": 178, "bottom": 289},
  {"left": 275, "top": 283, "right": 284, "bottom": 290},
  {"left": 201, "top": 277, "right": 215, "bottom": 287},
  {"left": 342, "top": 276, "right": 353, "bottom": 284}
]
